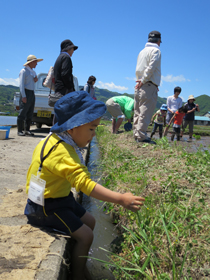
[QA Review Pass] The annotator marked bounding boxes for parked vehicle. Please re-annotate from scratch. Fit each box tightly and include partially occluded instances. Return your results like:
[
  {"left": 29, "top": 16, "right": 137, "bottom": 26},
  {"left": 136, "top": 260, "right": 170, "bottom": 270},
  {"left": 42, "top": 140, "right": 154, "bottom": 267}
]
[{"left": 13, "top": 73, "right": 79, "bottom": 128}]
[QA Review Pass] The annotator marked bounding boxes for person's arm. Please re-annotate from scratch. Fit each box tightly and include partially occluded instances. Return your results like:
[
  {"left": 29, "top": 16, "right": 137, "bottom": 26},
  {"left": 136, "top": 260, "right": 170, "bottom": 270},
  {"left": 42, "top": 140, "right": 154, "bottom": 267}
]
[
  {"left": 61, "top": 56, "right": 75, "bottom": 91},
  {"left": 196, "top": 104, "right": 200, "bottom": 112},
  {"left": 167, "top": 97, "right": 174, "bottom": 114},
  {"left": 187, "top": 108, "right": 195, "bottom": 114},
  {"left": 83, "top": 84, "right": 89, "bottom": 92},
  {"left": 19, "top": 69, "right": 27, "bottom": 103},
  {"left": 90, "top": 183, "right": 145, "bottom": 212},
  {"left": 73, "top": 76, "right": 79, "bottom": 91},
  {"left": 163, "top": 114, "right": 175, "bottom": 136},
  {"left": 151, "top": 113, "right": 157, "bottom": 123}
]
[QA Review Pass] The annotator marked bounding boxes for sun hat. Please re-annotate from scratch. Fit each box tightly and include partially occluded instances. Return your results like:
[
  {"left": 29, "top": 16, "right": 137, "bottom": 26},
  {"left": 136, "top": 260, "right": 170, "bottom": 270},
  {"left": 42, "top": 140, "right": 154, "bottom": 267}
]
[
  {"left": 148, "top": 31, "right": 162, "bottom": 43},
  {"left": 188, "top": 95, "right": 195, "bottom": 101},
  {"left": 60, "top": 39, "right": 78, "bottom": 52},
  {"left": 50, "top": 91, "right": 106, "bottom": 133},
  {"left": 124, "top": 122, "right": 132, "bottom": 131},
  {"left": 160, "top": 104, "right": 167, "bottom": 111},
  {"left": 23, "top": 55, "right": 43, "bottom": 66}
]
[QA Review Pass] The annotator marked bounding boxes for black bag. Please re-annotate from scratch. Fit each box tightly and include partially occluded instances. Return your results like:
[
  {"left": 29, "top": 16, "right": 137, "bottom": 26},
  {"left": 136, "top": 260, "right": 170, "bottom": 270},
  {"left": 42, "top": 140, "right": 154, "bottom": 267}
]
[{"left": 48, "top": 92, "right": 64, "bottom": 107}]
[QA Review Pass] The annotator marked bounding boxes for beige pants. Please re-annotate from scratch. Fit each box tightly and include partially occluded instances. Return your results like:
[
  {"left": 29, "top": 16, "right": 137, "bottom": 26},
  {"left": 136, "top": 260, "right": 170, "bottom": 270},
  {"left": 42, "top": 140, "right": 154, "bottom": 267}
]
[{"left": 133, "top": 83, "right": 158, "bottom": 140}]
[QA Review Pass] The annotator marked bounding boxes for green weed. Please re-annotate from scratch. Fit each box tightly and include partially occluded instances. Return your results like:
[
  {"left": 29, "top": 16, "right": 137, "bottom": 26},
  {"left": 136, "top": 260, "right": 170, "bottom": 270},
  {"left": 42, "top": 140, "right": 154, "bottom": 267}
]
[{"left": 94, "top": 123, "right": 210, "bottom": 279}]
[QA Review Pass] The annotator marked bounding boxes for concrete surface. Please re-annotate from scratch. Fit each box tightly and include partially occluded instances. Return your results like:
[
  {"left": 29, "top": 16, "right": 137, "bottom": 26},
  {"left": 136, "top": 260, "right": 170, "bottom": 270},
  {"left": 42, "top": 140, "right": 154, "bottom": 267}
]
[{"left": 0, "top": 125, "right": 89, "bottom": 280}]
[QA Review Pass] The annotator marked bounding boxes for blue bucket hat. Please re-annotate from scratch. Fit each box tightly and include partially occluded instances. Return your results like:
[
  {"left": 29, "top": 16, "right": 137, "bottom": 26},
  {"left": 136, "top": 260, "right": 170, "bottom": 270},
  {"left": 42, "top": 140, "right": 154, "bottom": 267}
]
[
  {"left": 50, "top": 91, "right": 106, "bottom": 133},
  {"left": 160, "top": 104, "right": 167, "bottom": 111}
]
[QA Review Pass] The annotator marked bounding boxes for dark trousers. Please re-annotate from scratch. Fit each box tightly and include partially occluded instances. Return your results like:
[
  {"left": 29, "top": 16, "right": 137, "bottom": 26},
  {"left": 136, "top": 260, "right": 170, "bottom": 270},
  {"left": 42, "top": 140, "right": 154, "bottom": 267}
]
[
  {"left": 18, "top": 89, "right": 35, "bottom": 129},
  {"left": 152, "top": 122, "right": 163, "bottom": 134}
]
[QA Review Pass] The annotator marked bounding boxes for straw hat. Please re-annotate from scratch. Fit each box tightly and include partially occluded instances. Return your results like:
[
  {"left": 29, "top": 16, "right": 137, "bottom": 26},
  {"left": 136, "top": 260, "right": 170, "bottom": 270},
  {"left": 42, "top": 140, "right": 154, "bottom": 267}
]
[
  {"left": 188, "top": 95, "right": 195, "bottom": 101},
  {"left": 23, "top": 55, "right": 43, "bottom": 66}
]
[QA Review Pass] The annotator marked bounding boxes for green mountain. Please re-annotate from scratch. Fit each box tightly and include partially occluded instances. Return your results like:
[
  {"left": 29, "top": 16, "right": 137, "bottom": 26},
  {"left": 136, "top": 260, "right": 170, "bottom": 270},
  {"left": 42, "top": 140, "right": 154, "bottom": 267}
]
[
  {"left": 0, "top": 85, "right": 19, "bottom": 115},
  {"left": 0, "top": 84, "right": 209, "bottom": 117},
  {"left": 192, "top": 95, "right": 210, "bottom": 115}
]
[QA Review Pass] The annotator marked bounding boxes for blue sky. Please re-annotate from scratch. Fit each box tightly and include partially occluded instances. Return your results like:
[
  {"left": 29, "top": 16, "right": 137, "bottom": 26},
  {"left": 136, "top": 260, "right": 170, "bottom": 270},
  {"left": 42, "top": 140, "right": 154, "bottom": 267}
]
[{"left": 1, "top": 0, "right": 210, "bottom": 102}]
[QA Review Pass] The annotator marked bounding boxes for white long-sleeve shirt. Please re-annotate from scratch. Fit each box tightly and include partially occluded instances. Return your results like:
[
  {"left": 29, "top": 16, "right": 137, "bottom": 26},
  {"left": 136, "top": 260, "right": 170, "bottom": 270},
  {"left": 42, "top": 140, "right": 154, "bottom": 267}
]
[
  {"left": 19, "top": 67, "right": 36, "bottom": 97},
  {"left": 167, "top": 95, "right": 183, "bottom": 113},
  {"left": 135, "top": 42, "right": 161, "bottom": 86}
]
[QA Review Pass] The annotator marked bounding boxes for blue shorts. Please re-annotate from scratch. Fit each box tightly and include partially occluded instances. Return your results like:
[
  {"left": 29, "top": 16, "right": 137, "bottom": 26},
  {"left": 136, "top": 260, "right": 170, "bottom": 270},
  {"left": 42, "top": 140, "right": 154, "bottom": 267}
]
[{"left": 24, "top": 192, "right": 86, "bottom": 235}]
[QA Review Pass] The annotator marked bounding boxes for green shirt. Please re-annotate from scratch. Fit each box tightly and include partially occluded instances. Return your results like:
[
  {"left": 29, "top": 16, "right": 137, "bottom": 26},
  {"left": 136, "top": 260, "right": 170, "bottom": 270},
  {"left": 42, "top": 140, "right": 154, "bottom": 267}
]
[{"left": 112, "top": 96, "right": 134, "bottom": 119}]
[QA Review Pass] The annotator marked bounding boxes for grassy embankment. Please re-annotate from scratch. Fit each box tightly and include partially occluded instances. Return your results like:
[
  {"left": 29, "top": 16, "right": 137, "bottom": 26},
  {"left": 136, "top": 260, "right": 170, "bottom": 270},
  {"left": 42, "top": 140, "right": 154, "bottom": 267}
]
[{"left": 94, "top": 121, "right": 210, "bottom": 280}]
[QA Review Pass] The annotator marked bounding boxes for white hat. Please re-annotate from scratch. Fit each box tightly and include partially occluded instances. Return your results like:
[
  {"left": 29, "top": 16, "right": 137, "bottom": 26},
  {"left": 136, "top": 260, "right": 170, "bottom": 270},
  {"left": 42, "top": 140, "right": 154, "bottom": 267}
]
[
  {"left": 23, "top": 55, "right": 43, "bottom": 66},
  {"left": 188, "top": 95, "right": 195, "bottom": 101}
]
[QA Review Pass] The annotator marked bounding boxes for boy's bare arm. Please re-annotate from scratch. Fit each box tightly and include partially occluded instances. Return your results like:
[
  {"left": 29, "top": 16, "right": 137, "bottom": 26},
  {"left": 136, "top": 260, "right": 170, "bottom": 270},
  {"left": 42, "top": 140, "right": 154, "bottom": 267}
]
[
  {"left": 90, "top": 183, "right": 145, "bottom": 212},
  {"left": 151, "top": 113, "right": 157, "bottom": 122},
  {"left": 163, "top": 115, "right": 175, "bottom": 136}
]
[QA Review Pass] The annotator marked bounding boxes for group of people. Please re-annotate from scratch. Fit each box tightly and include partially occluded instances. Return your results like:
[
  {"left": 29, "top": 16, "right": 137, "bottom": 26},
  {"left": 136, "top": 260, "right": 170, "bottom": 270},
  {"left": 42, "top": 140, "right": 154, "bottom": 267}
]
[
  {"left": 21, "top": 31, "right": 199, "bottom": 280},
  {"left": 105, "top": 31, "right": 199, "bottom": 143},
  {"left": 17, "top": 39, "right": 97, "bottom": 136},
  {"left": 105, "top": 31, "right": 161, "bottom": 144},
  {"left": 150, "top": 87, "right": 199, "bottom": 141}
]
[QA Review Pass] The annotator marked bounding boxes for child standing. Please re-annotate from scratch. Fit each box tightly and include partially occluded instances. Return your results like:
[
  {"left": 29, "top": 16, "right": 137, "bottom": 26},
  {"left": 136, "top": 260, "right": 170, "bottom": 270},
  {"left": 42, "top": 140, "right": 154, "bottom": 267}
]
[
  {"left": 163, "top": 106, "right": 188, "bottom": 141},
  {"left": 150, "top": 104, "right": 167, "bottom": 139},
  {"left": 24, "top": 91, "right": 145, "bottom": 280}
]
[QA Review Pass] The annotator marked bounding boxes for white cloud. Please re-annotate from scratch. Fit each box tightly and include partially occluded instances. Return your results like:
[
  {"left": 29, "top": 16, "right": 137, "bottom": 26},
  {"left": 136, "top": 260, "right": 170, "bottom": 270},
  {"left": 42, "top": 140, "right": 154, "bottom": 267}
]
[
  {"left": 125, "top": 77, "right": 136, "bottom": 81},
  {"left": 161, "top": 74, "right": 190, "bottom": 83},
  {"left": 97, "top": 81, "right": 128, "bottom": 92},
  {"left": 0, "top": 77, "right": 19, "bottom": 87},
  {"left": 164, "top": 90, "right": 168, "bottom": 94},
  {"left": 6, "top": 69, "right": 9, "bottom": 72}
]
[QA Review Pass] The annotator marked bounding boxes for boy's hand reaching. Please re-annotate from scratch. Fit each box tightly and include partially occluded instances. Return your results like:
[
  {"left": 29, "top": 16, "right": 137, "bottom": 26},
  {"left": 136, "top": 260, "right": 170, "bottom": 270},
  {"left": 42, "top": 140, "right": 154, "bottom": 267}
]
[
  {"left": 120, "top": 193, "right": 145, "bottom": 212},
  {"left": 91, "top": 184, "right": 145, "bottom": 213}
]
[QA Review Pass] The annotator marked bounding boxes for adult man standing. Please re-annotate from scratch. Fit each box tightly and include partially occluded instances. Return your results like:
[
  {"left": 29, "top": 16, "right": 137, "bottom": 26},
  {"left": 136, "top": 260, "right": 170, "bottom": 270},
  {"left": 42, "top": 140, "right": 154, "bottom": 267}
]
[
  {"left": 166, "top": 86, "right": 183, "bottom": 124},
  {"left": 133, "top": 31, "right": 161, "bottom": 144},
  {"left": 17, "top": 55, "right": 43, "bottom": 136}
]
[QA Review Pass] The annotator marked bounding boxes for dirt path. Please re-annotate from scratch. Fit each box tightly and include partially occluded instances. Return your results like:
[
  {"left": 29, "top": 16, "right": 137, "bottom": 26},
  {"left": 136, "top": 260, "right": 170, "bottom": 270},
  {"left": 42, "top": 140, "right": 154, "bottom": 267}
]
[
  {"left": 0, "top": 125, "right": 51, "bottom": 196},
  {"left": 0, "top": 125, "right": 56, "bottom": 280}
]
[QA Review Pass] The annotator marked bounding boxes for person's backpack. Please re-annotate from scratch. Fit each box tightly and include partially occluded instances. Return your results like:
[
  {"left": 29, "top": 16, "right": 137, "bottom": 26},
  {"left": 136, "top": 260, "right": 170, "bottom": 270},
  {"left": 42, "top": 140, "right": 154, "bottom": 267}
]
[{"left": 43, "top": 66, "right": 55, "bottom": 91}]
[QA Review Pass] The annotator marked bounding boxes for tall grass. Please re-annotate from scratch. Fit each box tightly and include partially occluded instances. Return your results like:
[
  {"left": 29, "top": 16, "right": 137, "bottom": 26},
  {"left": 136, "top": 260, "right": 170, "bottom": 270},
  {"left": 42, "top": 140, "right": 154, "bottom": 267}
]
[{"left": 94, "top": 123, "right": 210, "bottom": 279}]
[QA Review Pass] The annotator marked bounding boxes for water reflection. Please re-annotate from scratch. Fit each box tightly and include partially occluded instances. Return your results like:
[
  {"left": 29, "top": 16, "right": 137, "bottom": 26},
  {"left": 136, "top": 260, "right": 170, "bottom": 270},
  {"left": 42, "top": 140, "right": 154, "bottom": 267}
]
[
  {"left": 82, "top": 137, "right": 116, "bottom": 280},
  {"left": 154, "top": 133, "right": 210, "bottom": 153}
]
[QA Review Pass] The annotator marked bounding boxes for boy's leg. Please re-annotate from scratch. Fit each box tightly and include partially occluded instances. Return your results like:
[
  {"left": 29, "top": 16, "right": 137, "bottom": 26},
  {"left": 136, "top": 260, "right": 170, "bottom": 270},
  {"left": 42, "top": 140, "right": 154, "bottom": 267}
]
[
  {"left": 150, "top": 123, "right": 157, "bottom": 138},
  {"left": 177, "top": 127, "right": 181, "bottom": 141},
  {"left": 171, "top": 127, "right": 175, "bottom": 141},
  {"left": 80, "top": 211, "right": 95, "bottom": 231},
  {"left": 112, "top": 119, "right": 116, "bottom": 134},
  {"left": 70, "top": 224, "right": 94, "bottom": 280},
  {"left": 114, "top": 117, "right": 123, "bottom": 134},
  {"left": 159, "top": 124, "right": 163, "bottom": 138}
]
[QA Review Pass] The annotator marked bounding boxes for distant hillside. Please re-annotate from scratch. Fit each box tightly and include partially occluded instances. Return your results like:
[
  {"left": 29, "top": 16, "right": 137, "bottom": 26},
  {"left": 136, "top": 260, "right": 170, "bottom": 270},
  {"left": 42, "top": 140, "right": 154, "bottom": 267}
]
[
  {"left": 0, "top": 84, "right": 209, "bottom": 117},
  {"left": 193, "top": 95, "right": 210, "bottom": 115},
  {"left": 0, "top": 85, "right": 19, "bottom": 115}
]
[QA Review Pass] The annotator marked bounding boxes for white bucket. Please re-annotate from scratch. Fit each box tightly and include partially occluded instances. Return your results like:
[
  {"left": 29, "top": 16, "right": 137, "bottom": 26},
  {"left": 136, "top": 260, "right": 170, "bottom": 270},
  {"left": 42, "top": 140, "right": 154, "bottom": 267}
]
[{"left": 0, "top": 130, "right": 7, "bottom": 140}]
